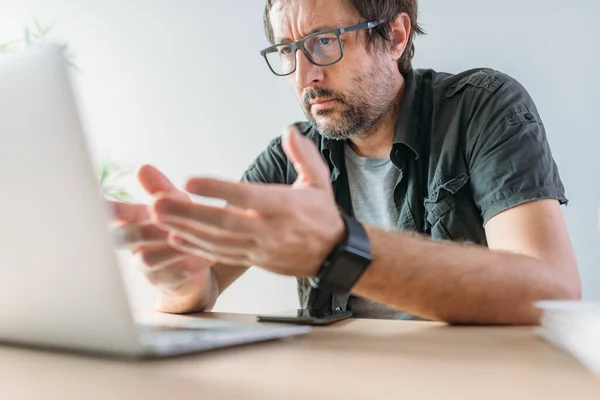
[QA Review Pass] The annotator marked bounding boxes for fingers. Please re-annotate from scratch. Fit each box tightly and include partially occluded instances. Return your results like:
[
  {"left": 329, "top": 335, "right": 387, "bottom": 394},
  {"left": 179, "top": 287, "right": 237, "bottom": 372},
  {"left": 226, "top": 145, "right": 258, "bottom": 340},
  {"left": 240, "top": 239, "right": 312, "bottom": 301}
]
[
  {"left": 131, "top": 246, "right": 187, "bottom": 272},
  {"left": 138, "top": 164, "right": 187, "bottom": 200},
  {"left": 169, "top": 235, "right": 249, "bottom": 267},
  {"left": 152, "top": 197, "right": 262, "bottom": 236},
  {"left": 110, "top": 201, "right": 150, "bottom": 223},
  {"left": 184, "top": 178, "right": 290, "bottom": 213},
  {"left": 112, "top": 222, "right": 168, "bottom": 249},
  {"left": 282, "top": 125, "right": 330, "bottom": 188},
  {"left": 132, "top": 246, "right": 212, "bottom": 290},
  {"left": 160, "top": 222, "right": 254, "bottom": 256}
]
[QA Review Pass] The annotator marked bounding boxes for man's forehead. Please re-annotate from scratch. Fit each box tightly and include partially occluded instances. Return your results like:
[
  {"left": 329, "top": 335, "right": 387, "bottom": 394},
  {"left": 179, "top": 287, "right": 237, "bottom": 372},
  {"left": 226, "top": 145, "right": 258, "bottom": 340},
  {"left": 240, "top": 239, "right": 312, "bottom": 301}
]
[{"left": 270, "top": 0, "right": 358, "bottom": 43}]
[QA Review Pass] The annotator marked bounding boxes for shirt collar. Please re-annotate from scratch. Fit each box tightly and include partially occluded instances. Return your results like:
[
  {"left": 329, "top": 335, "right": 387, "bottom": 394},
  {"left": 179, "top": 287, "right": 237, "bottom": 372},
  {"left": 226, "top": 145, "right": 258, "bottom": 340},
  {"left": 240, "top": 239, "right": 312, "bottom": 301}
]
[
  {"left": 319, "top": 69, "right": 422, "bottom": 166},
  {"left": 392, "top": 69, "right": 421, "bottom": 160}
]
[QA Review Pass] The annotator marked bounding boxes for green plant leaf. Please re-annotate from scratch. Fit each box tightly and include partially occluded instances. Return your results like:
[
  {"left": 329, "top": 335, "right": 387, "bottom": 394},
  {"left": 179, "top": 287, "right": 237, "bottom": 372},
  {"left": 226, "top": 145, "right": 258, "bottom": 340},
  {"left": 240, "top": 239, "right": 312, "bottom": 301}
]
[
  {"left": 33, "top": 18, "right": 43, "bottom": 34},
  {"left": 0, "top": 41, "right": 16, "bottom": 54},
  {"left": 98, "top": 163, "right": 110, "bottom": 184},
  {"left": 24, "top": 27, "right": 30, "bottom": 46},
  {"left": 98, "top": 160, "right": 134, "bottom": 191},
  {"left": 97, "top": 156, "right": 136, "bottom": 202},
  {"left": 111, "top": 165, "right": 134, "bottom": 182},
  {"left": 36, "top": 20, "right": 53, "bottom": 38},
  {"left": 103, "top": 186, "right": 135, "bottom": 202},
  {"left": 109, "top": 162, "right": 132, "bottom": 179},
  {"left": 104, "top": 162, "right": 119, "bottom": 178}
]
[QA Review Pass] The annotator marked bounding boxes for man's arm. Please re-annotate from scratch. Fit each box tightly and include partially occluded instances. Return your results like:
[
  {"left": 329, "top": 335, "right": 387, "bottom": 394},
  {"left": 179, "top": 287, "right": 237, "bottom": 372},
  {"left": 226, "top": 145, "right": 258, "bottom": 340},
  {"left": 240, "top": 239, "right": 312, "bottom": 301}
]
[
  {"left": 352, "top": 198, "right": 580, "bottom": 325},
  {"left": 155, "top": 263, "right": 249, "bottom": 314},
  {"left": 147, "top": 122, "right": 578, "bottom": 325}
]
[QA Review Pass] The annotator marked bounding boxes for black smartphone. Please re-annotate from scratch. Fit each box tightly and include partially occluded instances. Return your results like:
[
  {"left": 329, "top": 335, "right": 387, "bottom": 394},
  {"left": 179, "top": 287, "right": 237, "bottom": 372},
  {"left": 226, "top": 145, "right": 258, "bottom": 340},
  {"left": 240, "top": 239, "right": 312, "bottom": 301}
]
[{"left": 256, "top": 309, "right": 353, "bottom": 326}]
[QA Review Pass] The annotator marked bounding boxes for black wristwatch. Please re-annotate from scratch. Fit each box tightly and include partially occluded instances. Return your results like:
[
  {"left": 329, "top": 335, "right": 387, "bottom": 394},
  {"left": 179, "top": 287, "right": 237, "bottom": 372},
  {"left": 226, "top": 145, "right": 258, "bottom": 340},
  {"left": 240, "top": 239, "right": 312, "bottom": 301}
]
[{"left": 309, "top": 214, "right": 372, "bottom": 293}]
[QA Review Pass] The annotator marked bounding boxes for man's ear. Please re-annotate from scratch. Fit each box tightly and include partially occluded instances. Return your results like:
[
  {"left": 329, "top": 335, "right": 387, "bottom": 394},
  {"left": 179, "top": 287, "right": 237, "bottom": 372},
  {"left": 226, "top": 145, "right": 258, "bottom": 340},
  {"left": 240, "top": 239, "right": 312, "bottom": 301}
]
[{"left": 388, "top": 12, "right": 411, "bottom": 62}]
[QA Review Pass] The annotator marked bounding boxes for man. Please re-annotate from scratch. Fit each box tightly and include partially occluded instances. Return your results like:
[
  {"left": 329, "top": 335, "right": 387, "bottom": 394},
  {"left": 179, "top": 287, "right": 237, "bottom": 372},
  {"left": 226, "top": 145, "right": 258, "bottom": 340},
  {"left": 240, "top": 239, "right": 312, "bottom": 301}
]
[{"left": 114, "top": 0, "right": 580, "bottom": 324}]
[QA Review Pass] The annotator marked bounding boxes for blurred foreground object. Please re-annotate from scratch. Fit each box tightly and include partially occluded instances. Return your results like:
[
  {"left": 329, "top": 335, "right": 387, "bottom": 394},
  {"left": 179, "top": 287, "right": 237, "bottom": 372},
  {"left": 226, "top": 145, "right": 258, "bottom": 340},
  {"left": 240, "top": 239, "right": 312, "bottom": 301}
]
[{"left": 536, "top": 301, "right": 600, "bottom": 376}]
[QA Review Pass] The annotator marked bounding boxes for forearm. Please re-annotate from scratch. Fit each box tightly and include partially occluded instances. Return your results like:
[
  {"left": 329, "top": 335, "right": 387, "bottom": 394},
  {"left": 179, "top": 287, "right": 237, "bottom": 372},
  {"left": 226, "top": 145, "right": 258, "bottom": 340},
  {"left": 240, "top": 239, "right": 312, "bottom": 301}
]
[
  {"left": 154, "top": 268, "right": 219, "bottom": 314},
  {"left": 352, "top": 227, "right": 580, "bottom": 325},
  {"left": 155, "top": 263, "right": 248, "bottom": 314}
]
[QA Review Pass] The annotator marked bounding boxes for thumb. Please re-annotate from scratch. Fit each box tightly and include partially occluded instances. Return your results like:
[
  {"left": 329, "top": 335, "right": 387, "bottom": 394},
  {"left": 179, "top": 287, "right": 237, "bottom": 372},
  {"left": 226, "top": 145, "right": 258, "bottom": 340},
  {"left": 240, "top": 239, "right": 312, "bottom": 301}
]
[
  {"left": 282, "top": 126, "right": 330, "bottom": 188},
  {"left": 110, "top": 201, "right": 149, "bottom": 223},
  {"left": 138, "top": 164, "right": 188, "bottom": 200}
]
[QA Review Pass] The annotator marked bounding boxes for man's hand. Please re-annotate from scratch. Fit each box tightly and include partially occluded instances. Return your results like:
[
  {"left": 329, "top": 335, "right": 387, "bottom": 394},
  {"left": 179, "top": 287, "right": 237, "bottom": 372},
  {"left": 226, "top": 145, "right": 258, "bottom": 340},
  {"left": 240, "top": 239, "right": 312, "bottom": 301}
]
[
  {"left": 111, "top": 165, "right": 216, "bottom": 313},
  {"left": 150, "top": 126, "right": 345, "bottom": 278}
]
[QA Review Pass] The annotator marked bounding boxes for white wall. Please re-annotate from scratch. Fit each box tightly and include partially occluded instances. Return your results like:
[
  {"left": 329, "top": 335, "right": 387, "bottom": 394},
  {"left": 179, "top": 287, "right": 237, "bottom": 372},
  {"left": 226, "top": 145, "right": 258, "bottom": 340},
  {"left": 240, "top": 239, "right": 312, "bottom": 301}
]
[{"left": 0, "top": 0, "right": 598, "bottom": 313}]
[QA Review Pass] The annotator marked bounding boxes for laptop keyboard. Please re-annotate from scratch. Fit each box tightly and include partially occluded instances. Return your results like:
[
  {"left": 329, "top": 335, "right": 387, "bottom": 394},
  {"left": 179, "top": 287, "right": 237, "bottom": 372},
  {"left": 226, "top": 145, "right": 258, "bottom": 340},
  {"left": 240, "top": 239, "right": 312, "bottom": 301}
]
[
  {"left": 137, "top": 323, "right": 262, "bottom": 338},
  {"left": 140, "top": 324, "right": 217, "bottom": 332},
  {"left": 137, "top": 322, "right": 281, "bottom": 355},
  {"left": 134, "top": 321, "right": 309, "bottom": 356}
]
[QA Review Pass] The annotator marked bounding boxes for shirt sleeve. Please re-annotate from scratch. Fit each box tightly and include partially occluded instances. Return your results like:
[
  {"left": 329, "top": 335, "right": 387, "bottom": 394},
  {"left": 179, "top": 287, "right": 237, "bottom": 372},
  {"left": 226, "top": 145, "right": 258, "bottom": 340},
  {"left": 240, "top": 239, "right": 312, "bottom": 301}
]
[
  {"left": 241, "top": 136, "right": 290, "bottom": 184},
  {"left": 466, "top": 73, "right": 568, "bottom": 224}
]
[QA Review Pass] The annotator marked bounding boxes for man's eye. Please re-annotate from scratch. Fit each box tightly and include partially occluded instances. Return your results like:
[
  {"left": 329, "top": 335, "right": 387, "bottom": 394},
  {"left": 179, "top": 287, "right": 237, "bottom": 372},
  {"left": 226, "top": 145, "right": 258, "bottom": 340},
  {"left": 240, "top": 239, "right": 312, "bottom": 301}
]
[
  {"left": 279, "top": 46, "right": 293, "bottom": 55},
  {"left": 317, "top": 38, "right": 335, "bottom": 46}
]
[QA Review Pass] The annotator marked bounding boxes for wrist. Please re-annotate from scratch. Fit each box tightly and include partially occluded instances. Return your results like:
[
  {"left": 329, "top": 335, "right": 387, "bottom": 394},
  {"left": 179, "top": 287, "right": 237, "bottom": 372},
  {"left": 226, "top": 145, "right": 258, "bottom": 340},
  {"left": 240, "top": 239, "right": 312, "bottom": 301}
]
[
  {"left": 310, "top": 214, "right": 346, "bottom": 278},
  {"left": 309, "top": 214, "right": 372, "bottom": 293},
  {"left": 154, "top": 268, "right": 217, "bottom": 314}
]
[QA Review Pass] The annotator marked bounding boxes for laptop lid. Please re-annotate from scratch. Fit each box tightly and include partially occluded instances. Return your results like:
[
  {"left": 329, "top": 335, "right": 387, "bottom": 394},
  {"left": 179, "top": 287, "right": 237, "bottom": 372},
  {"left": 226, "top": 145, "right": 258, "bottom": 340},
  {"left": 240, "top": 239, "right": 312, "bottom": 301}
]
[{"left": 0, "top": 45, "right": 142, "bottom": 356}]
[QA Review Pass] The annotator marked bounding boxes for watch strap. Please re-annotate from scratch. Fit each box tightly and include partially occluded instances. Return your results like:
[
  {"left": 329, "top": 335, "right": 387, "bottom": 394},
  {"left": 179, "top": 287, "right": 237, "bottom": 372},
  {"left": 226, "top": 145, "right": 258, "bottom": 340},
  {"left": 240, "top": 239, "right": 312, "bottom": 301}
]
[{"left": 309, "top": 214, "right": 371, "bottom": 293}]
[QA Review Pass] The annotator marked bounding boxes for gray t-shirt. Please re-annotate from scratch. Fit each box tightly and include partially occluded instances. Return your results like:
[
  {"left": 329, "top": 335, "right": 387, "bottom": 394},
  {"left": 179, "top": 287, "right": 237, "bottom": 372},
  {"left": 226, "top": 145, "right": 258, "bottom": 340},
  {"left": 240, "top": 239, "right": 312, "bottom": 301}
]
[
  {"left": 344, "top": 142, "right": 400, "bottom": 229},
  {"left": 344, "top": 143, "right": 413, "bottom": 320}
]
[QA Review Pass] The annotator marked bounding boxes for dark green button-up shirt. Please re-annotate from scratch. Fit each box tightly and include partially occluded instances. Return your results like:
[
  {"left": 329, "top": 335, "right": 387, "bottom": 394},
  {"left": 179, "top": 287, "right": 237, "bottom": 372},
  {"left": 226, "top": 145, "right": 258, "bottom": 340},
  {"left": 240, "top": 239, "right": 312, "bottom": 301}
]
[{"left": 242, "top": 68, "right": 567, "bottom": 313}]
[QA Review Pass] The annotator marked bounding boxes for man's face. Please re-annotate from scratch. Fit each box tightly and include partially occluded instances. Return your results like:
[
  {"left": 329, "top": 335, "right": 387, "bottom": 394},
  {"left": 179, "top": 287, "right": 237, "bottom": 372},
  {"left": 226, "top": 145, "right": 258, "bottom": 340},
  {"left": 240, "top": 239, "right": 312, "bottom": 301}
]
[{"left": 269, "top": 0, "right": 397, "bottom": 140}]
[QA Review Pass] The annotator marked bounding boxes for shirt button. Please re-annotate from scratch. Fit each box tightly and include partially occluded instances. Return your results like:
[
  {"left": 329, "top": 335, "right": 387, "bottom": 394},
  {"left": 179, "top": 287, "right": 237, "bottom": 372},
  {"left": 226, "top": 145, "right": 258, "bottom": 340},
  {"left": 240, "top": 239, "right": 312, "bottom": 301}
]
[{"left": 524, "top": 112, "right": 535, "bottom": 121}]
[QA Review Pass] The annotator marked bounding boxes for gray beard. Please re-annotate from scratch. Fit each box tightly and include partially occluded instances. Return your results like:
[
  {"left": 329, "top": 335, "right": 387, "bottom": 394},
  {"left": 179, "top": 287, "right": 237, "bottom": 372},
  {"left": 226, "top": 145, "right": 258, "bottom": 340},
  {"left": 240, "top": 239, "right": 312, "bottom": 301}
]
[
  {"left": 303, "top": 101, "right": 385, "bottom": 141},
  {"left": 301, "top": 63, "right": 395, "bottom": 141}
]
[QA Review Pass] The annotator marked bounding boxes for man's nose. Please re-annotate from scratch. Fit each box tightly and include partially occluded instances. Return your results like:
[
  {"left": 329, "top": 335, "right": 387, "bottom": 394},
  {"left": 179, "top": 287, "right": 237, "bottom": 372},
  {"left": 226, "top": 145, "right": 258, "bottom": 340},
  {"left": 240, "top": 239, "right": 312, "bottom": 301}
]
[{"left": 294, "top": 49, "right": 323, "bottom": 89}]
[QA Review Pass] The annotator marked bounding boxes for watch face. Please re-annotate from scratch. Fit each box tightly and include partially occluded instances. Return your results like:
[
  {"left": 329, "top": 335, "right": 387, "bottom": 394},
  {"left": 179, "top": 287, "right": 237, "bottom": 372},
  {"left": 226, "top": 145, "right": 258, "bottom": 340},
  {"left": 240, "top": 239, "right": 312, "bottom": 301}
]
[
  {"left": 320, "top": 251, "right": 370, "bottom": 293},
  {"left": 315, "top": 214, "right": 371, "bottom": 293},
  {"left": 342, "top": 253, "right": 369, "bottom": 282},
  {"left": 342, "top": 242, "right": 372, "bottom": 263}
]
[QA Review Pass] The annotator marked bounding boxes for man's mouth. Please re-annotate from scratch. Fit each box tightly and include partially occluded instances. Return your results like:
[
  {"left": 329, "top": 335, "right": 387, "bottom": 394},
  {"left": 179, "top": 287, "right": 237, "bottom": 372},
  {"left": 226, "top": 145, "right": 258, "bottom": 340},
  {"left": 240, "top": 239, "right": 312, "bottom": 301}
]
[{"left": 310, "top": 98, "right": 337, "bottom": 112}]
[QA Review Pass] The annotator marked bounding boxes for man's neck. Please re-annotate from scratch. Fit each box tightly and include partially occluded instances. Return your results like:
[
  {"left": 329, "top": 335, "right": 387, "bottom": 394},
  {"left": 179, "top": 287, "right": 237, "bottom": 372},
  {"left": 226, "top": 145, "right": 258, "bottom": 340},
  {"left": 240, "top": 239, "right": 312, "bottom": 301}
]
[{"left": 348, "top": 74, "right": 406, "bottom": 159}]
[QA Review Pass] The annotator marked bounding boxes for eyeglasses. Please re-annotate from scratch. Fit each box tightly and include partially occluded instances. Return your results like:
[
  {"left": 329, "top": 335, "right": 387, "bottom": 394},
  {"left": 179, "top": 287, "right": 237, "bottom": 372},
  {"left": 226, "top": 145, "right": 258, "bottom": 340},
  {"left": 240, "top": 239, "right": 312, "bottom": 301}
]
[{"left": 260, "top": 20, "right": 384, "bottom": 77}]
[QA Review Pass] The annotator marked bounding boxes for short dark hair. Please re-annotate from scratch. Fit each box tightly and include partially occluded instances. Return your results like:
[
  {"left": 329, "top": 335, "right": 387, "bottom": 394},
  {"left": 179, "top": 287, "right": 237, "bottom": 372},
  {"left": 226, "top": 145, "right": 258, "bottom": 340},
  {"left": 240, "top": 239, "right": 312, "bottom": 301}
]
[{"left": 263, "top": 0, "right": 425, "bottom": 74}]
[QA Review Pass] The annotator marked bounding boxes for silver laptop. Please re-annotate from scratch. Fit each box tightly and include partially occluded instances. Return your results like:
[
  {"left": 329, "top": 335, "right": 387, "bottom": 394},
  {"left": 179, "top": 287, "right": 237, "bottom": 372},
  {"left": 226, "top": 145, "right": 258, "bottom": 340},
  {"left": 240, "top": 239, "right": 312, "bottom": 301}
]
[{"left": 0, "top": 45, "right": 309, "bottom": 358}]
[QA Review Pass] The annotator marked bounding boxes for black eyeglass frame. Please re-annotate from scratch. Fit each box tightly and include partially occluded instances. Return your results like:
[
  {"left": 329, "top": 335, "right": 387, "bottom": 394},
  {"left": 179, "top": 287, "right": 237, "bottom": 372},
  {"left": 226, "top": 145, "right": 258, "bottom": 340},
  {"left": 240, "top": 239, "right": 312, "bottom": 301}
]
[{"left": 260, "top": 20, "right": 384, "bottom": 77}]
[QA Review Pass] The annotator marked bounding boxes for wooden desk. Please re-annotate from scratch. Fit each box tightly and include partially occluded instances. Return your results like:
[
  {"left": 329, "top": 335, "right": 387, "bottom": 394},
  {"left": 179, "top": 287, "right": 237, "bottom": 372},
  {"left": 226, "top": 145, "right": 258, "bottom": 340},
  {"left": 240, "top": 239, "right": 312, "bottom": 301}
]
[{"left": 1, "top": 313, "right": 599, "bottom": 400}]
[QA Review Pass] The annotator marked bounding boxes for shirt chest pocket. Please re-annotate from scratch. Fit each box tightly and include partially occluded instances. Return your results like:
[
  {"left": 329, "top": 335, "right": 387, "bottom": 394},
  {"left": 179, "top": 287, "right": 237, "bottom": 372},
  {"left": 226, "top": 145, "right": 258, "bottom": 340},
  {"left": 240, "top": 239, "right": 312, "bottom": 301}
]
[{"left": 423, "top": 173, "right": 486, "bottom": 244}]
